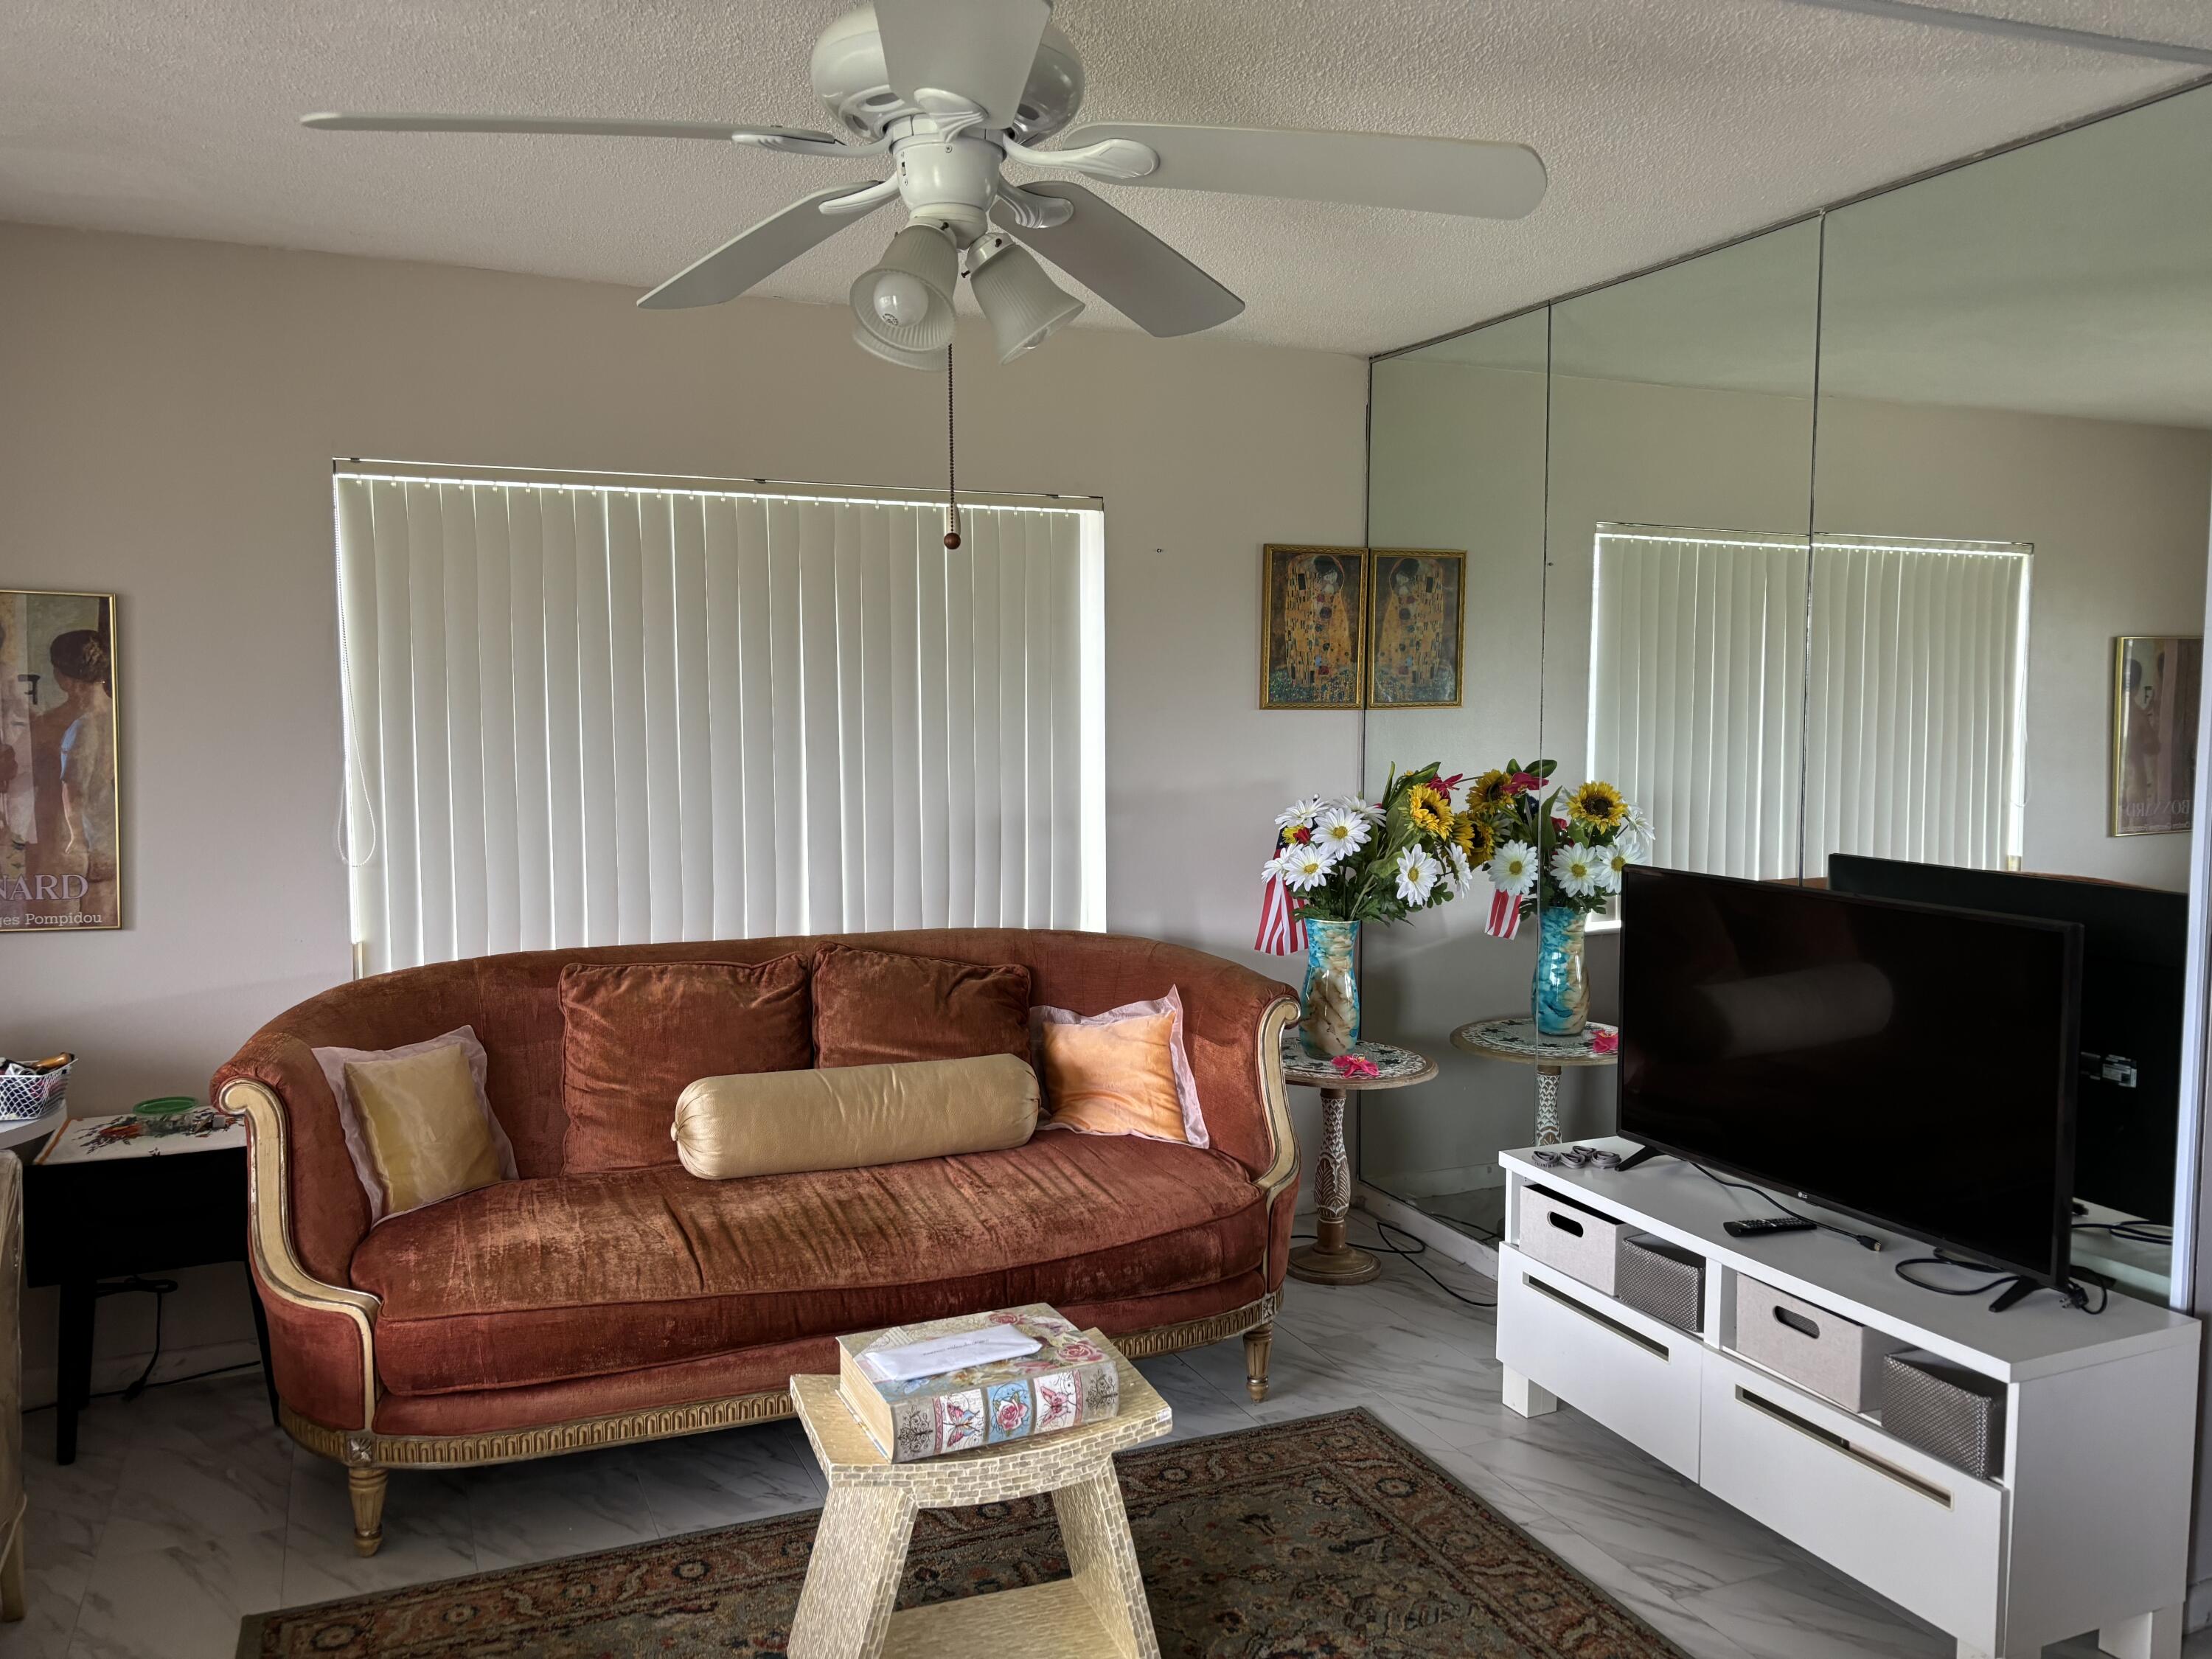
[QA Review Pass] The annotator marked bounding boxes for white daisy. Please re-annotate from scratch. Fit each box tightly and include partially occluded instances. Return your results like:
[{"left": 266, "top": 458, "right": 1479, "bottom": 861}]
[
  {"left": 1595, "top": 847, "right": 1627, "bottom": 892},
  {"left": 1551, "top": 843, "right": 1601, "bottom": 900},
  {"left": 1618, "top": 811, "right": 1655, "bottom": 861},
  {"left": 1491, "top": 840, "right": 1538, "bottom": 897},
  {"left": 1312, "top": 807, "right": 1372, "bottom": 858},
  {"left": 1394, "top": 844, "right": 1441, "bottom": 906},
  {"left": 1331, "top": 792, "right": 1387, "bottom": 823},
  {"left": 1272, "top": 844, "right": 1336, "bottom": 892},
  {"left": 1274, "top": 796, "right": 1327, "bottom": 830},
  {"left": 1444, "top": 842, "right": 1476, "bottom": 900}
]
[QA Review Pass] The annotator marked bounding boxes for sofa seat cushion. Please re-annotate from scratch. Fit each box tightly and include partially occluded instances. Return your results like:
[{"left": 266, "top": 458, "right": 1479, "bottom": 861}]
[{"left": 350, "top": 1132, "right": 1266, "bottom": 1397}]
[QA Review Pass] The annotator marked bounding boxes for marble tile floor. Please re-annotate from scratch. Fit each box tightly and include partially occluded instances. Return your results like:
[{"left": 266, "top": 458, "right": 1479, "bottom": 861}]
[{"left": 0, "top": 1236, "right": 2200, "bottom": 1659}]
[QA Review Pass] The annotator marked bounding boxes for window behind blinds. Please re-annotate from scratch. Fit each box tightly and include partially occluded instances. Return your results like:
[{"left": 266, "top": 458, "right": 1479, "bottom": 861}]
[
  {"left": 1587, "top": 526, "right": 2031, "bottom": 883},
  {"left": 335, "top": 466, "right": 1105, "bottom": 975}
]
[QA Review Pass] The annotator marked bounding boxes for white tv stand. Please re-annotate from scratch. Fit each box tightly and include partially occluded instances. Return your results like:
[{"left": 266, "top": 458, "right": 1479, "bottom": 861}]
[{"left": 1494, "top": 1141, "right": 2200, "bottom": 1659}]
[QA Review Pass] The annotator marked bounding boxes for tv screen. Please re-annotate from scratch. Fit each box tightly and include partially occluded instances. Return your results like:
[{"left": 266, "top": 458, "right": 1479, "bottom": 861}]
[
  {"left": 1620, "top": 866, "right": 2081, "bottom": 1285},
  {"left": 1826, "top": 855, "right": 2183, "bottom": 1225}
]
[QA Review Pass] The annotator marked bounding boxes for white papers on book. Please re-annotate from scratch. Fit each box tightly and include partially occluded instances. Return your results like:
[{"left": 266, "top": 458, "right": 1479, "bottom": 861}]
[{"left": 858, "top": 1326, "right": 1042, "bottom": 1382}]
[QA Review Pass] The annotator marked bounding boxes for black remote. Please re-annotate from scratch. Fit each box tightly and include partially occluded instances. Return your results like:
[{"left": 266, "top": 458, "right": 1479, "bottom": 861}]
[{"left": 1723, "top": 1217, "right": 1818, "bottom": 1238}]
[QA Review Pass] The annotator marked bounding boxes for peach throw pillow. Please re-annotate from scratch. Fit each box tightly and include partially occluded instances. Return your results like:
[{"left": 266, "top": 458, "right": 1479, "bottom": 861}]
[{"left": 1033, "top": 988, "right": 1208, "bottom": 1148}]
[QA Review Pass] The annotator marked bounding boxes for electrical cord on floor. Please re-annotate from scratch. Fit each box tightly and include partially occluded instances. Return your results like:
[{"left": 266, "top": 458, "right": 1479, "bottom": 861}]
[
  {"left": 2072, "top": 1217, "right": 2174, "bottom": 1247},
  {"left": 24, "top": 1360, "right": 265, "bottom": 1416},
  {"left": 1687, "top": 1161, "right": 1883, "bottom": 1253},
  {"left": 1892, "top": 1249, "right": 2109, "bottom": 1314},
  {"left": 1290, "top": 1214, "right": 1495, "bottom": 1310}
]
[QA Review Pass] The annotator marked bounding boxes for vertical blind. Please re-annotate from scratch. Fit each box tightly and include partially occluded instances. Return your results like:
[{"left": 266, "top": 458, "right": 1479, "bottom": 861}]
[
  {"left": 1587, "top": 529, "right": 1809, "bottom": 880},
  {"left": 1588, "top": 526, "right": 2030, "bottom": 883},
  {"left": 335, "top": 467, "right": 1105, "bottom": 975}
]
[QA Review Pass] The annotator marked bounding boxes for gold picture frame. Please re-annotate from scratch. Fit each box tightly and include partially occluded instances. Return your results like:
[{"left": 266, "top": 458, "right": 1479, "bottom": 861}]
[
  {"left": 1260, "top": 544, "right": 1367, "bottom": 709},
  {"left": 1364, "top": 549, "right": 1466, "bottom": 709},
  {"left": 2112, "top": 634, "right": 2200, "bottom": 838},
  {"left": 1, "top": 590, "right": 121, "bottom": 931}
]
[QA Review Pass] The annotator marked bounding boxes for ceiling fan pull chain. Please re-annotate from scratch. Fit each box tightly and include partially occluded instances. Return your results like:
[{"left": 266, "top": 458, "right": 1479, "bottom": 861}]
[{"left": 944, "top": 341, "right": 961, "bottom": 551}]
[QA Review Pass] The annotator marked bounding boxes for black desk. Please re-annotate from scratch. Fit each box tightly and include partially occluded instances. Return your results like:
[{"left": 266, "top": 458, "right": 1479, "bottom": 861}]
[{"left": 21, "top": 1140, "right": 276, "bottom": 1464}]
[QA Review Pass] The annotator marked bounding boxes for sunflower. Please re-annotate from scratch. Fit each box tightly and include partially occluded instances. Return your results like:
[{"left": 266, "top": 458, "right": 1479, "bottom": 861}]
[
  {"left": 1455, "top": 812, "right": 1496, "bottom": 864},
  {"left": 1566, "top": 779, "right": 1629, "bottom": 831},
  {"left": 1467, "top": 768, "right": 1512, "bottom": 810},
  {"left": 1407, "top": 785, "right": 1454, "bottom": 838}
]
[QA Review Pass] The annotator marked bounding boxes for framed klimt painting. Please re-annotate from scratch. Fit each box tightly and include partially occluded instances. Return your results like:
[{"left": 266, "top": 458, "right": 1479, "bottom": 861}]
[
  {"left": 0, "top": 591, "right": 120, "bottom": 931},
  {"left": 1261, "top": 545, "right": 1367, "bottom": 709},
  {"left": 1365, "top": 549, "right": 1465, "bottom": 709},
  {"left": 2112, "top": 635, "right": 2200, "bottom": 837}
]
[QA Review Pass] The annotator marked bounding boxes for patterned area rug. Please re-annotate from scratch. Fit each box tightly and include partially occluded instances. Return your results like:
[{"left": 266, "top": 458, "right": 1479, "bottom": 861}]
[{"left": 239, "top": 1409, "right": 1688, "bottom": 1657}]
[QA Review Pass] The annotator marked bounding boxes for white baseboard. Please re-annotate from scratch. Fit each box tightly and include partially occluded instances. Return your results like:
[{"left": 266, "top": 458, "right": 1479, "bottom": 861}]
[
  {"left": 22, "top": 1340, "right": 265, "bottom": 1415},
  {"left": 1354, "top": 1183, "right": 1500, "bottom": 1279}
]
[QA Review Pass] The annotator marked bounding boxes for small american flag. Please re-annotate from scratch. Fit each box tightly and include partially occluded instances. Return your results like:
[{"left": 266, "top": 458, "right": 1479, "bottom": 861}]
[
  {"left": 1255, "top": 832, "right": 1306, "bottom": 956},
  {"left": 1486, "top": 886, "right": 1526, "bottom": 940}
]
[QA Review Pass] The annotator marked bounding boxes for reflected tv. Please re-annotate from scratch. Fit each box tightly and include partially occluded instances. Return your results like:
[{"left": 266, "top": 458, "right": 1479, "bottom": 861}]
[{"left": 1620, "top": 866, "right": 2081, "bottom": 1288}]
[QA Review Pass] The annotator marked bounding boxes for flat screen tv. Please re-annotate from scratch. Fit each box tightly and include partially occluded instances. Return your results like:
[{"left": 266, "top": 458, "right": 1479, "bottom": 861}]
[
  {"left": 1619, "top": 866, "right": 2082, "bottom": 1288},
  {"left": 1826, "top": 854, "right": 2183, "bottom": 1225}
]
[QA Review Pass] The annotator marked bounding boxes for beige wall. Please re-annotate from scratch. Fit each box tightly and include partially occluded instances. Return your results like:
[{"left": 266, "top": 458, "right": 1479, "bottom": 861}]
[{"left": 0, "top": 220, "right": 1367, "bottom": 1382}]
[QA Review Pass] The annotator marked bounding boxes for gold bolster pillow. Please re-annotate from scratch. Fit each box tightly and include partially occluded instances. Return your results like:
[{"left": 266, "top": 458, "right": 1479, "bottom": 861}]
[{"left": 671, "top": 1053, "right": 1040, "bottom": 1180}]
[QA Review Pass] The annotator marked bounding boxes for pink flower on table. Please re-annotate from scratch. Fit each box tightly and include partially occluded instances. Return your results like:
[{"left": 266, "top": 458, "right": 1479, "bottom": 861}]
[
  {"left": 1332, "top": 1054, "right": 1381, "bottom": 1079},
  {"left": 1506, "top": 772, "right": 1540, "bottom": 796},
  {"left": 1590, "top": 1029, "right": 1619, "bottom": 1055}
]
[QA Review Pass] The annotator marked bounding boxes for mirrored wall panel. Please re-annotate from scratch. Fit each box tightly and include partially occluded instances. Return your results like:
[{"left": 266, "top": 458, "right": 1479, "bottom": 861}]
[
  {"left": 1810, "top": 87, "right": 2212, "bottom": 1301},
  {"left": 1359, "top": 83, "right": 2212, "bottom": 1304},
  {"left": 1361, "top": 308, "right": 1549, "bottom": 1238}
]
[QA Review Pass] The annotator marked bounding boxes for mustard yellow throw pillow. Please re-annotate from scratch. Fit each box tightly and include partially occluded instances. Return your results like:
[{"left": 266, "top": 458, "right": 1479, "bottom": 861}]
[
  {"left": 313, "top": 1027, "right": 517, "bottom": 1224},
  {"left": 1033, "top": 988, "right": 1208, "bottom": 1147}
]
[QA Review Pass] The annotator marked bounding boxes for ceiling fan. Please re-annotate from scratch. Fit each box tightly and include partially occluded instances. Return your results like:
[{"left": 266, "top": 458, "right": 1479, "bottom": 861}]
[{"left": 302, "top": 0, "right": 1547, "bottom": 369}]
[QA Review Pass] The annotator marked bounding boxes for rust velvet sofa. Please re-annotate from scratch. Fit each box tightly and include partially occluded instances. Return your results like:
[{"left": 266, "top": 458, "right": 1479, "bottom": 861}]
[{"left": 214, "top": 929, "right": 1298, "bottom": 1556}]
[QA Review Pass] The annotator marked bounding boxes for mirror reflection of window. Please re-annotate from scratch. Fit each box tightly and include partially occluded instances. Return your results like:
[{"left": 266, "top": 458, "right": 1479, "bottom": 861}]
[{"left": 1587, "top": 526, "right": 2031, "bottom": 883}]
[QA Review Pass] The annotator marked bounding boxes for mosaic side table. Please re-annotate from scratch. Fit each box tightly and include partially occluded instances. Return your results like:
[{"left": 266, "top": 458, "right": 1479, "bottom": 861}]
[
  {"left": 1450, "top": 1017, "right": 1618, "bottom": 1148},
  {"left": 1279, "top": 1036, "right": 1436, "bottom": 1286},
  {"left": 786, "top": 1338, "right": 1172, "bottom": 1659}
]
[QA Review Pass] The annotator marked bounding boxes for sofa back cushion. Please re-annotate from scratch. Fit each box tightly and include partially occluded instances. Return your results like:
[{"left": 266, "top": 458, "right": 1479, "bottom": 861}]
[
  {"left": 559, "top": 958, "right": 812, "bottom": 1172},
  {"left": 812, "top": 942, "right": 1032, "bottom": 1068}
]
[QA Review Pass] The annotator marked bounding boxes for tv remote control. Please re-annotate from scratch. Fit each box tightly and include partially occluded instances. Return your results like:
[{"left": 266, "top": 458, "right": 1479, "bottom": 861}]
[{"left": 1723, "top": 1217, "right": 1818, "bottom": 1238}]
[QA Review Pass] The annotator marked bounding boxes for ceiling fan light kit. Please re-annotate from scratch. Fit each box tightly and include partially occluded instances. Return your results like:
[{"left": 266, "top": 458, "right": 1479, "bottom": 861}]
[{"left": 302, "top": 0, "right": 1549, "bottom": 366}]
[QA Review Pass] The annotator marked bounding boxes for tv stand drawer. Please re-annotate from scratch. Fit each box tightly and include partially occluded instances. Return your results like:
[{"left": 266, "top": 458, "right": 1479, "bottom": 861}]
[
  {"left": 1700, "top": 1346, "right": 2003, "bottom": 1652},
  {"left": 1496, "top": 1248, "right": 1700, "bottom": 1478}
]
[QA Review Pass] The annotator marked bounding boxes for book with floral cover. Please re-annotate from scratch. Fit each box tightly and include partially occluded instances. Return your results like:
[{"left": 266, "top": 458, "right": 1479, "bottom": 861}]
[{"left": 834, "top": 1304, "right": 1122, "bottom": 1462}]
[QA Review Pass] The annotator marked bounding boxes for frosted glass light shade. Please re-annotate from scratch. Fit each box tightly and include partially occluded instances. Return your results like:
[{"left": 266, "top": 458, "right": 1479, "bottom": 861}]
[
  {"left": 970, "top": 239, "right": 1085, "bottom": 363},
  {"left": 852, "top": 322, "right": 945, "bottom": 372},
  {"left": 851, "top": 224, "right": 957, "bottom": 355}
]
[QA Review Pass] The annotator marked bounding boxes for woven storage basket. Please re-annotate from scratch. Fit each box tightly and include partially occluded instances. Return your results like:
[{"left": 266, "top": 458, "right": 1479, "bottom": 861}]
[{"left": 0, "top": 1057, "right": 70, "bottom": 1124}]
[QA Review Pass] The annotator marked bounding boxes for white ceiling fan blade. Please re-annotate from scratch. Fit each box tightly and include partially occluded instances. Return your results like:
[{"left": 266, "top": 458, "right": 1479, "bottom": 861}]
[
  {"left": 990, "top": 182, "right": 1242, "bottom": 338},
  {"left": 875, "top": 0, "right": 1052, "bottom": 128},
  {"left": 302, "top": 112, "right": 845, "bottom": 146},
  {"left": 639, "top": 183, "right": 892, "bottom": 310},
  {"left": 1054, "top": 123, "right": 1548, "bottom": 220}
]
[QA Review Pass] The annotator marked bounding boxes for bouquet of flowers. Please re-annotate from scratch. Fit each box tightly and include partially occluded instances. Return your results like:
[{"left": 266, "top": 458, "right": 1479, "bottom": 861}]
[
  {"left": 1459, "top": 758, "right": 1653, "bottom": 933},
  {"left": 1262, "top": 762, "right": 1478, "bottom": 926}
]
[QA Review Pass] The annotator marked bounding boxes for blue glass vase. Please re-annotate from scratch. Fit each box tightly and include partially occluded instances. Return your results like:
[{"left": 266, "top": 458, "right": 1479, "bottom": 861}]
[
  {"left": 1298, "top": 919, "right": 1362, "bottom": 1059},
  {"left": 1532, "top": 906, "right": 1589, "bottom": 1037}
]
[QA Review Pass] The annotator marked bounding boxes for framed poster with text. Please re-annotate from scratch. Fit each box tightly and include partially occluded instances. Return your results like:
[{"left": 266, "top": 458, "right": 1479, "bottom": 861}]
[{"left": 0, "top": 591, "right": 119, "bottom": 931}]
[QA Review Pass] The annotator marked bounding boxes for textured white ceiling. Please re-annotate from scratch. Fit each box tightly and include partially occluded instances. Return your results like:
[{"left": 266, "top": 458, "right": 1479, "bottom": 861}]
[{"left": 4, "top": 0, "right": 2208, "bottom": 358}]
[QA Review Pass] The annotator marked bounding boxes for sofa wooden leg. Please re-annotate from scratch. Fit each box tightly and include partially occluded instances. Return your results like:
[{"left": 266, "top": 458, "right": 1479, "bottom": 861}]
[
  {"left": 348, "top": 1466, "right": 388, "bottom": 1558},
  {"left": 1244, "top": 1321, "right": 1274, "bottom": 1402}
]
